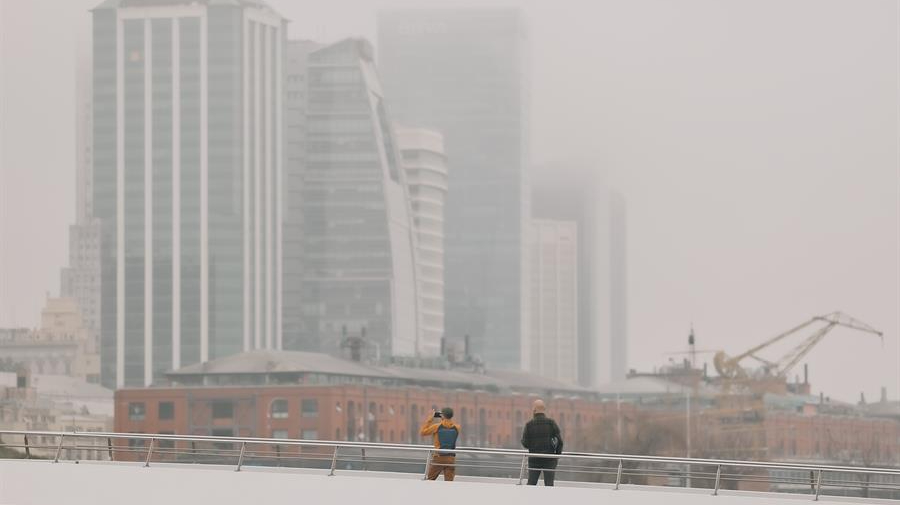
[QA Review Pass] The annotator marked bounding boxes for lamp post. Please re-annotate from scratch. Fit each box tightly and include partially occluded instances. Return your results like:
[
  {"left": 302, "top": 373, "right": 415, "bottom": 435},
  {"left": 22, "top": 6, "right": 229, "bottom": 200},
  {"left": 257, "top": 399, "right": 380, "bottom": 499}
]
[{"left": 686, "top": 388, "right": 692, "bottom": 488}]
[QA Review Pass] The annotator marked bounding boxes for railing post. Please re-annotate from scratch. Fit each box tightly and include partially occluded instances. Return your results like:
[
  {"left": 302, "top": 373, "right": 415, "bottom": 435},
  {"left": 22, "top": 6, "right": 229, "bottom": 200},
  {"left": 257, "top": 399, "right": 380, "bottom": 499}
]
[
  {"left": 23, "top": 435, "right": 30, "bottom": 459},
  {"left": 235, "top": 442, "right": 246, "bottom": 472},
  {"left": 107, "top": 437, "right": 113, "bottom": 461},
  {"left": 329, "top": 445, "right": 340, "bottom": 476},
  {"left": 814, "top": 469, "right": 823, "bottom": 501},
  {"left": 517, "top": 455, "right": 528, "bottom": 485},
  {"left": 713, "top": 465, "right": 722, "bottom": 496},
  {"left": 615, "top": 460, "right": 623, "bottom": 490},
  {"left": 53, "top": 434, "right": 65, "bottom": 463},
  {"left": 191, "top": 440, "right": 197, "bottom": 464},
  {"left": 422, "top": 451, "right": 433, "bottom": 480},
  {"left": 361, "top": 447, "right": 367, "bottom": 472},
  {"left": 144, "top": 438, "right": 155, "bottom": 467}
]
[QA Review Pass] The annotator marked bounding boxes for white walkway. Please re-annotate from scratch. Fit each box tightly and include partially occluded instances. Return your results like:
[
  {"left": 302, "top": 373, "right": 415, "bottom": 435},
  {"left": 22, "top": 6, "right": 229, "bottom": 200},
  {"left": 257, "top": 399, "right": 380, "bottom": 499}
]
[{"left": 0, "top": 459, "right": 887, "bottom": 505}]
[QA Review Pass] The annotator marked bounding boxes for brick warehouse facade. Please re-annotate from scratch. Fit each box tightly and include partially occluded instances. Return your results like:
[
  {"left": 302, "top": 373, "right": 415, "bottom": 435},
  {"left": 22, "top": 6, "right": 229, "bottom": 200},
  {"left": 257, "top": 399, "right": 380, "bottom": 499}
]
[
  {"left": 113, "top": 350, "right": 635, "bottom": 459},
  {"left": 113, "top": 350, "right": 900, "bottom": 470},
  {"left": 115, "top": 383, "right": 626, "bottom": 451}
]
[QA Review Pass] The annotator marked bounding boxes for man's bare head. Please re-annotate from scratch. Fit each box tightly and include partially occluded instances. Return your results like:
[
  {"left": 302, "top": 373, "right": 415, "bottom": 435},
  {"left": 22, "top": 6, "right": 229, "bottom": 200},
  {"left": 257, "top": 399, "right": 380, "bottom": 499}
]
[{"left": 532, "top": 399, "right": 546, "bottom": 414}]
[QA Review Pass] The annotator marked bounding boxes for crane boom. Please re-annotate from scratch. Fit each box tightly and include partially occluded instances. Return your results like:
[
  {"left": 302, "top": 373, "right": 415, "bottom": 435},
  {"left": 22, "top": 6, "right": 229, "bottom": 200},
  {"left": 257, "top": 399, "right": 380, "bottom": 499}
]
[
  {"left": 714, "top": 311, "right": 883, "bottom": 379},
  {"left": 773, "top": 312, "right": 883, "bottom": 378},
  {"left": 730, "top": 318, "right": 819, "bottom": 363},
  {"left": 814, "top": 311, "right": 883, "bottom": 336}
]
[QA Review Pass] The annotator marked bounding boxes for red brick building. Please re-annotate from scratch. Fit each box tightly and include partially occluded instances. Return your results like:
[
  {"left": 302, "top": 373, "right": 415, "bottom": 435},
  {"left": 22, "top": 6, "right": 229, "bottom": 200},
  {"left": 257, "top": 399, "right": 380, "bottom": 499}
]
[
  {"left": 114, "top": 351, "right": 900, "bottom": 470},
  {"left": 115, "top": 351, "right": 630, "bottom": 454}
]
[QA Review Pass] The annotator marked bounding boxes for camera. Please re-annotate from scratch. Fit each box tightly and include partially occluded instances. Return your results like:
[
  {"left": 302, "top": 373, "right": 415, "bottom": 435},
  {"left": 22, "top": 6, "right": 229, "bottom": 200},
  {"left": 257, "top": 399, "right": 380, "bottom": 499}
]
[{"left": 433, "top": 410, "right": 443, "bottom": 418}]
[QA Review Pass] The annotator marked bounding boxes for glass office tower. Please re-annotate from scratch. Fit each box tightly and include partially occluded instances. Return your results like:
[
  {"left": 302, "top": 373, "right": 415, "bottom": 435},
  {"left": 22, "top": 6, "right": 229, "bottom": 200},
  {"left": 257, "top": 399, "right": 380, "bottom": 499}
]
[
  {"left": 297, "top": 39, "right": 419, "bottom": 359},
  {"left": 378, "top": 9, "right": 531, "bottom": 369},
  {"left": 92, "top": 0, "right": 285, "bottom": 387}
]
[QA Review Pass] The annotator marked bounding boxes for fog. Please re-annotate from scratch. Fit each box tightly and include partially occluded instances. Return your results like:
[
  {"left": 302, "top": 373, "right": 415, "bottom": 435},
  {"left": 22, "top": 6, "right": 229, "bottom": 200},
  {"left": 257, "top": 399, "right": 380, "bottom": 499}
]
[{"left": 0, "top": 0, "right": 897, "bottom": 402}]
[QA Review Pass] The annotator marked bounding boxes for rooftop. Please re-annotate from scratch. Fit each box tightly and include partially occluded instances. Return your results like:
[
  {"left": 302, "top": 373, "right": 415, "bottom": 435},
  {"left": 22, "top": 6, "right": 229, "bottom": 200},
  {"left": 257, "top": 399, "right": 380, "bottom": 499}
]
[
  {"left": 93, "top": 0, "right": 280, "bottom": 14},
  {"left": 165, "top": 350, "right": 590, "bottom": 395},
  {"left": 864, "top": 401, "right": 900, "bottom": 419}
]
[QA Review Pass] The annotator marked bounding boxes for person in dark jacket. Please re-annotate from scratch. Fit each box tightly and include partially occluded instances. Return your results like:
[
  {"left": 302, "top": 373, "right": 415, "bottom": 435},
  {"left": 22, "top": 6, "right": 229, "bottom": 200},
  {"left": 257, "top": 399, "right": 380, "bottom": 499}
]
[{"left": 520, "top": 399, "right": 563, "bottom": 486}]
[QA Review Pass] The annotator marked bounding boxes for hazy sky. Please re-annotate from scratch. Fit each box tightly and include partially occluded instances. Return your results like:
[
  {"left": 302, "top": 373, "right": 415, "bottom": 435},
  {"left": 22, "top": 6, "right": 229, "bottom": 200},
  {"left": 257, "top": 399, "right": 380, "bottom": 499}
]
[{"left": 0, "top": 0, "right": 897, "bottom": 402}]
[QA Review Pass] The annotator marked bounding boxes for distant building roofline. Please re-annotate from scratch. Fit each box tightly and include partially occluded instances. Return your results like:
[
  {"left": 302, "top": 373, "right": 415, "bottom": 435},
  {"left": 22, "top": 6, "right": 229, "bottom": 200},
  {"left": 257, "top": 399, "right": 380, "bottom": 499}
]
[{"left": 164, "top": 350, "right": 590, "bottom": 396}]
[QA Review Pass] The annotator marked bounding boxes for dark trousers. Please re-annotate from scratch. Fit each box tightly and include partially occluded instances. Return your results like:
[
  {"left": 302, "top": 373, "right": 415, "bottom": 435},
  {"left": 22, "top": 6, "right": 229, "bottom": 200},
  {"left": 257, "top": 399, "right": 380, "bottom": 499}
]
[{"left": 527, "top": 456, "right": 558, "bottom": 486}]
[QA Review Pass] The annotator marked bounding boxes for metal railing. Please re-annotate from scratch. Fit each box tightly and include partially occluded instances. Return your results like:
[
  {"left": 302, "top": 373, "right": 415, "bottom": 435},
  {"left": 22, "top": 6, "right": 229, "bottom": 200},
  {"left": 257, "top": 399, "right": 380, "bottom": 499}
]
[{"left": 1, "top": 430, "right": 899, "bottom": 501}]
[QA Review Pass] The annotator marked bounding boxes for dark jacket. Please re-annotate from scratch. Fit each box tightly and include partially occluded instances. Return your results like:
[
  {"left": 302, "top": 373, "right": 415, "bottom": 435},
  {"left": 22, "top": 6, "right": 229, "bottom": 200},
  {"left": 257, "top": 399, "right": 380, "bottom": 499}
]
[{"left": 521, "top": 413, "right": 563, "bottom": 454}]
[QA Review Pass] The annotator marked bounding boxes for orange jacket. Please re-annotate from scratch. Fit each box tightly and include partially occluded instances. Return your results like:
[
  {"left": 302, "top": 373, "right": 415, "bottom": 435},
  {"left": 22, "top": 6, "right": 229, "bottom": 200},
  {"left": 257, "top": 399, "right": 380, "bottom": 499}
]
[{"left": 420, "top": 414, "right": 461, "bottom": 450}]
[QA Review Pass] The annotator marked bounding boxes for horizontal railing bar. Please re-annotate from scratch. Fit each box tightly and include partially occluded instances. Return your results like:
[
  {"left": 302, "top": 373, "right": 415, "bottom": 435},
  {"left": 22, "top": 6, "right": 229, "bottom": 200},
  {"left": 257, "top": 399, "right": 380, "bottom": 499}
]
[{"left": 2, "top": 430, "right": 899, "bottom": 479}]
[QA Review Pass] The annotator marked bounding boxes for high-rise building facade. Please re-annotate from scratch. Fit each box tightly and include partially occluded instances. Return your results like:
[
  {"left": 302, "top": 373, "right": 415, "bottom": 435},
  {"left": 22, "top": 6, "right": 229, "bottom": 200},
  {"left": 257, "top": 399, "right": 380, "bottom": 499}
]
[
  {"left": 92, "top": 0, "right": 285, "bottom": 387},
  {"left": 282, "top": 40, "right": 323, "bottom": 351},
  {"left": 61, "top": 48, "right": 102, "bottom": 355},
  {"left": 396, "top": 127, "right": 448, "bottom": 357},
  {"left": 378, "top": 9, "right": 531, "bottom": 369},
  {"left": 297, "top": 39, "right": 419, "bottom": 359},
  {"left": 529, "top": 219, "right": 578, "bottom": 385},
  {"left": 60, "top": 221, "right": 101, "bottom": 342},
  {"left": 609, "top": 190, "right": 628, "bottom": 383},
  {"left": 532, "top": 166, "right": 628, "bottom": 386}
]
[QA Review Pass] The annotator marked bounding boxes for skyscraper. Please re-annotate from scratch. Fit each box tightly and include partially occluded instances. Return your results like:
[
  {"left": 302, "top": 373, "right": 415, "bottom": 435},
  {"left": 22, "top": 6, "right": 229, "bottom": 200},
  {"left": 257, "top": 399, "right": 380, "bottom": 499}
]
[
  {"left": 297, "top": 39, "right": 419, "bottom": 359},
  {"left": 61, "top": 47, "right": 102, "bottom": 355},
  {"left": 378, "top": 9, "right": 531, "bottom": 369},
  {"left": 532, "top": 165, "right": 628, "bottom": 386},
  {"left": 530, "top": 219, "right": 578, "bottom": 384},
  {"left": 92, "top": 0, "right": 285, "bottom": 387},
  {"left": 609, "top": 190, "right": 628, "bottom": 383},
  {"left": 396, "top": 127, "right": 448, "bottom": 357},
  {"left": 282, "top": 39, "right": 323, "bottom": 351}
]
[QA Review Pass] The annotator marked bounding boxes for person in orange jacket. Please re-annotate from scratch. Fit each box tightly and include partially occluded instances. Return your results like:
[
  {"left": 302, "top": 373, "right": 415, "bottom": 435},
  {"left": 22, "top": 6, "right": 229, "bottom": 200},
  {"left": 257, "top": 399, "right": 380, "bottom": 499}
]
[{"left": 420, "top": 407, "right": 461, "bottom": 481}]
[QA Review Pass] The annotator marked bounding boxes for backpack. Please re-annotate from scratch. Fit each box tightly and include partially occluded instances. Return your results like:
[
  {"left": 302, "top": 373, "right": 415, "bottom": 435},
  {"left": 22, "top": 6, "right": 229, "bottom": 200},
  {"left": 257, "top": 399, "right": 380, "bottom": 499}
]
[{"left": 437, "top": 424, "right": 459, "bottom": 455}]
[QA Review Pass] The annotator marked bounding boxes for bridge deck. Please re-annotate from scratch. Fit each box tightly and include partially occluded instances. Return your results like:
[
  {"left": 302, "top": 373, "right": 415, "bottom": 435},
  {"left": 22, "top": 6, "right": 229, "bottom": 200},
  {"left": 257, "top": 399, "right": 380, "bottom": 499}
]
[{"left": 0, "top": 459, "right": 892, "bottom": 505}]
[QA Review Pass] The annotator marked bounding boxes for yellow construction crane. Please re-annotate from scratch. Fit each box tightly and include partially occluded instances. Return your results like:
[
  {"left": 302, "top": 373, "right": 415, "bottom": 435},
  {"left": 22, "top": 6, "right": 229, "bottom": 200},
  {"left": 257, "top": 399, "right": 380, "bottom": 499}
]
[{"left": 713, "top": 311, "right": 883, "bottom": 380}]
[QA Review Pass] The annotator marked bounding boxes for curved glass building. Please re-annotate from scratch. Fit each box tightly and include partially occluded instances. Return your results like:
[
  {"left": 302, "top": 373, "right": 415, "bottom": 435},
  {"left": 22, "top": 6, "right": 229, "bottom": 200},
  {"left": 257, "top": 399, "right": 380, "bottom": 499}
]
[
  {"left": 298, "top": 39, "right": 419, "bottom": 359},
  {"left": 396, "top": 127, "right": 448, "bottom": 358}
]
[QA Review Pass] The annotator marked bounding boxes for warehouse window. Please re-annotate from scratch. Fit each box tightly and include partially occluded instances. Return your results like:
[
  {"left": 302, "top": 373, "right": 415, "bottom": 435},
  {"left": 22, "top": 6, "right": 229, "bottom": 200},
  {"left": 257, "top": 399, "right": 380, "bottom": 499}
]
[
  {"left": 270, "top": 399, "right": 289, "bottom": 419},
  {"left": 212, "top": 401, "right": 233, "bottom": 419},
  {"left": 128, "top": 402, "right": 146, "bottom": 421},
  {"left": 301, "top": 399, "right": 318, "bottom": 417},
  {"left": 158, "top": 402, "right": 174, "bottom": 420}
]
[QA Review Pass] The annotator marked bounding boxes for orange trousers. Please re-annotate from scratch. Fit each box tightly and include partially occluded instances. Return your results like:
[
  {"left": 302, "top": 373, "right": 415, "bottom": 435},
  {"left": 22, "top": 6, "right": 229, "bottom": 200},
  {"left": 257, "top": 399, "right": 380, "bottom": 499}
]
[{"left": 426, "top": 454, "right": 456, "bottom": 481}]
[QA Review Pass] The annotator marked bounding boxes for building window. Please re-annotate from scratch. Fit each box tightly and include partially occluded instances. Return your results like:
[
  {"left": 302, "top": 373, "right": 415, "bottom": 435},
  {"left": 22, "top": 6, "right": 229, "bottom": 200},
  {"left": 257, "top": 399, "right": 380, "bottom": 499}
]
[
  {"left": 158, "top": 431, "right": 175, "bottom": 450},
  {"left": 211, "top": 428, "right": 234, "bottom": 450},
  {"left": 128, "top": 437, "right": 146, "bottom": 449},
  {"left": 270, "top": 399, "right": 289, "bottom": 419},
  {"left": 158, "top": 402, "right": 174, "bottom": 420},
  {"left": 301, "top": 399, "right": 318, "bottom": 418},
  {"left": 211, "top": 401, "right": 233, "bottom": 419},
  {"left": 272, "top": 429, "right": 289, "bottom": 439},
  {"left": 302, "top": 430, "right": 318, "bottom": 440},
  {"left": 128, "top": 402, "right": 146, "bottom": 421}
]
